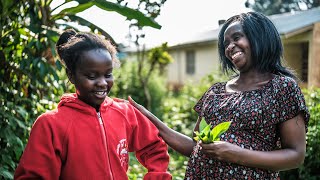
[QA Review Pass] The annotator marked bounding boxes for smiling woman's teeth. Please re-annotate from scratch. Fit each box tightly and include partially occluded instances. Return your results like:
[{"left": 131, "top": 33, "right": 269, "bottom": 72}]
[
  {"left": 232, "top": 52, "right": 242, "bottom": 60},
  {"left": 95, "top": 91, "right": 105, "bottom": 95}
]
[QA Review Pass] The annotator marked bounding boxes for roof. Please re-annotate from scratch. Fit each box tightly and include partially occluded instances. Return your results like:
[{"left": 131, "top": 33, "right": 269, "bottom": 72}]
[
  {"left": 169, "top": 28, "right": 221, "bottom": 49},
  {"left": 269, "top": 7, "right": 320, "bottom": 38},
  {"left": 170, "top": 7, "right": 320, "bottom": 48}
]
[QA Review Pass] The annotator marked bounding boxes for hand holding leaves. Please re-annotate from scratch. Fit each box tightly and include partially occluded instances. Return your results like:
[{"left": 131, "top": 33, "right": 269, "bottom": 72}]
[{"left": 194, "top": 118, "right": 231, "bottom": 143}]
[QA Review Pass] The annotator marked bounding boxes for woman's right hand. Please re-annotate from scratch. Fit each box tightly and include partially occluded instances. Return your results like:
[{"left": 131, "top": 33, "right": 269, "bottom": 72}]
[
  {"left": 128, "top": 96, "right": 153, "bottom": 120},
  {"left": 128, "top": 96, "right": 196, "bottom": 156}
]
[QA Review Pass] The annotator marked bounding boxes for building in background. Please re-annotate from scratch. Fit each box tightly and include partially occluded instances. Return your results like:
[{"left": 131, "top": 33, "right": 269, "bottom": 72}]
[{"left": 125, "top": 7, "right": 320, "bottom": 88}]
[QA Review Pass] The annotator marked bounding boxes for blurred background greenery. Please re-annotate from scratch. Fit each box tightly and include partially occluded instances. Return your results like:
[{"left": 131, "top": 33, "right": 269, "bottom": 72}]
[{"left": 1, "top": 0, "right": 319, "bottom": 179}]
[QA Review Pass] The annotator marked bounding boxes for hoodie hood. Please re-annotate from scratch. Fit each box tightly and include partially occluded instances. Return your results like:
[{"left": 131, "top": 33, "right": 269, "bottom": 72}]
[{"left": 58, "top": 93, "right": 114, "bottom": 114}]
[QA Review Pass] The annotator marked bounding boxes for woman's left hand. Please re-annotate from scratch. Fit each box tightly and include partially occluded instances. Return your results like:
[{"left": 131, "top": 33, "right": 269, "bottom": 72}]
[{"left": 199, "top": 141, "right": 243, "bottom": 163}]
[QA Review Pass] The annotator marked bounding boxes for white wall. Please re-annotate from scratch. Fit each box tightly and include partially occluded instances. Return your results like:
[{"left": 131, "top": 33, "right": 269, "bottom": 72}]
[{"left": 167, "top": 42, "right": 219, "bottom": 85}]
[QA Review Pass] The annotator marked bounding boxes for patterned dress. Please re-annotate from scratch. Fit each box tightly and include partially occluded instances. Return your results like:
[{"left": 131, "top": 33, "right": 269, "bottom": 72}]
[{"left": 184, "top": 75, "right": 309, "bottom": 180}]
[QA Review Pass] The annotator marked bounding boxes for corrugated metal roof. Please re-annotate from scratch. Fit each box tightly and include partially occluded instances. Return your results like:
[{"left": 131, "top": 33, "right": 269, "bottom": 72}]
[{"left": 171, "top": 7, "right": 320, "bottom": 47}]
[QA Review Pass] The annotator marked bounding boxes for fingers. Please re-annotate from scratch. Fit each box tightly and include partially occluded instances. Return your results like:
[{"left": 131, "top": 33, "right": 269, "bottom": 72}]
[
  {"left": 200, "top": 141, "right": 224, "bottom": 146},
  {"left": 128, "top": 96, "right": 143, "bottom": 110},
  {"left": 200, "top": 142, "right": 217, "bottom": 158},
  {"left": 128, "top": 96, "right": 138, "bottom": 107},
  {"left": 113, "top": 96, "right": 140, "bottom": 108},
  {"left": 113, "top": 98, "right": 128, "bottom": 103},
  {"left": 128, "top": 96, "right": 134, "bottom": 104},
  {"left": 199, "top": 141, "right": 221, "bottom": 153},
  {"left": 199, "top": 141, "right": 214, "bottom": 148}
]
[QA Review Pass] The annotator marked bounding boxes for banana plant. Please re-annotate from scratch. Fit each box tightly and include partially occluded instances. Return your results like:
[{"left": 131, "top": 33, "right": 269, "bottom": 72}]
[
  {"left": 0, "top": 0, "right": 163, "bottom": 178},
  {"left": 52, "top": 0, "right": 162, "bottom": 43}
]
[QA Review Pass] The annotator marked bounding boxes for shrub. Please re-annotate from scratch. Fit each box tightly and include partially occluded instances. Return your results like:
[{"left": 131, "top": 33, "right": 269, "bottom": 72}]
[{"left": 280, "top": 88, "right": 320, "bottom": 179}]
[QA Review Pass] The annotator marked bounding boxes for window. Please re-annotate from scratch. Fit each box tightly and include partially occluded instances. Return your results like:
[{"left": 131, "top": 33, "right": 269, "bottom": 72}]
[{"left": 186, "top": 50, "right": 195, "bottom": 75}]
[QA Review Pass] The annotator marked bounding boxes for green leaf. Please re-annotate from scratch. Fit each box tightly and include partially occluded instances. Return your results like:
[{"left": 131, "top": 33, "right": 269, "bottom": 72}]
[
  {"left": 210, "top": 121, "right": 231, "bottom": 141},
  {"left": 194, "top": 121, "right": 231, "bottom": 143},
  {"left": 55, "top": 59, "right": 62, "bottom": 70},
  {"left": 39, "top": 60, "right": 47, "bottom": 77},
  {"left": 2, "top": 111, "right": 26, "bottom": 129},
  {"left": 0, "top": 0, "right": 14, "bottom": 17},
  {"left": 14, "top": 137, "right": 24, "bottom": 159},
  {"left": 202, "top": 124, "right": 211, "bottom": 137},
  {"left": 93, "top": 0, "right": 161, "bottom": 29},
  {"left": 16, "top": 106, "right": 27, "bottom": 118},
  {"left": 70, "top": 0, "right": 91, "bottom": 4},
  {"left": 0, "top": 168, "right": 13, "bottom": 179},
  {"left": 59, "top": 2, "right": 94, "bottom": 14},
  {"left": 199, "top": 117, "right": 208, "bottom": 132},
  {"left": 201, "top": 136, "right": 210, "bottom": 143},
  {"left": 193, "top": 136, "right": 199, "bottom": 141},
  {"left": 67, "top": 15, "right": 116, "bottom": 44},
  {"left": 58, "top": 0, "right": 161, "bottom": 29}
]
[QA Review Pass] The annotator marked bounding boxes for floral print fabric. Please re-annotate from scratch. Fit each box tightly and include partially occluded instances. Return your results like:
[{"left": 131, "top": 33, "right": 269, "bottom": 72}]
[{"left": 185, "top": 75, "right": 309, "bottom": 180}]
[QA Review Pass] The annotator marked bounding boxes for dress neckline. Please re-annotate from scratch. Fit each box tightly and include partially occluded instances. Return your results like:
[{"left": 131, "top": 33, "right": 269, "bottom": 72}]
[{"left": 222, "top": 74, "right": 278, "bottom": 94}]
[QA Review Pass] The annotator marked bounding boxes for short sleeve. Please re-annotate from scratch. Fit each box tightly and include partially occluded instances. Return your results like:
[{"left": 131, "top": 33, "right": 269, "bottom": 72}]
[
  {"left": 275, "top": 77, "right": 309, "bottom": 127},
  {"left": 193, "top": 82, "right": 225, "bottom": 117}
]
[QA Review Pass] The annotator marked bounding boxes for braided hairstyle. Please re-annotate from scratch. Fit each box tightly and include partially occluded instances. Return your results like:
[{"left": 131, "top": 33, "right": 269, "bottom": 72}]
[
  {"left": 56, "top": 29, "right": 119, "bottom": 75},
  {"left": 218, "top": 12, "right": 296, "bottom": 78}
]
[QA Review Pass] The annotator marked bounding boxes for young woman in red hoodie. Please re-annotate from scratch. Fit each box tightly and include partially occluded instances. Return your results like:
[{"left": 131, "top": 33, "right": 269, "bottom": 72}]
[{"left": 14, "top": 29, "right": 172, "bottom": 180}]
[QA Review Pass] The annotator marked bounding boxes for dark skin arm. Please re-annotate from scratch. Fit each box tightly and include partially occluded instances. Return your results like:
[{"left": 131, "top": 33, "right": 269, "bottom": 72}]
[
  {"left": 128, "top": 96, "right": 197, "bottom": 157},
  {"left": 200, "top": 113, "right": 306, "bottom": 171},
  {"left": 128, "top": 97, "right": 306, "bottom": 171}
]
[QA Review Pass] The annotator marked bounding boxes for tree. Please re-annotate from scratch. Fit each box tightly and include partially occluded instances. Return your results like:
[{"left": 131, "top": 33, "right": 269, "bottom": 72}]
[
  {"left": 138, "top": 43, "right": 173, "bottom": 110},
  {"left": 0, "top": 0, "right": 162, "bottom": 178},
  {"left": 117, "top": 0, "right": 170, "bottom": 110},
  {"left": 245, "top": 0, "right": 320, "bottom": 15}
]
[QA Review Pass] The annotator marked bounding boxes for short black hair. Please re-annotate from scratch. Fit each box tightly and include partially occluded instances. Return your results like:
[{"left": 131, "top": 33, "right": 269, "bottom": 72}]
[
  {"left": 218, "top": 12, "right": 295, "bottom": 78},
  {"left": 56, "top": 29, "right": 119, "bottom": 75}
]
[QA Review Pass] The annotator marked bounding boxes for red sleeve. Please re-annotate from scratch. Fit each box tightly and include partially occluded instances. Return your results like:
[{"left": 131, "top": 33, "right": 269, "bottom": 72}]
[
  {"left": 14, "top": 114, "right": 62, "bottom": 179},
  {"left": 127, "top": 105, "right": 172, "bottom": 180}
]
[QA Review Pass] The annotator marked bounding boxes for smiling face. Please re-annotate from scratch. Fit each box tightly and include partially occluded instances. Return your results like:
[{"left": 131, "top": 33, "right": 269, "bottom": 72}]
[
  {"left": 223, "top": 21, "right": 252, "bottom": 72},
  {"left": 69, "top": 48, "right": 114, "bottom": 111}
]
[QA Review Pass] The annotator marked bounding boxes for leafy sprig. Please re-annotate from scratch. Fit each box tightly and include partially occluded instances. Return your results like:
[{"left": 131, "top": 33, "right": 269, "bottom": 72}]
[{"left": 194, "top": 118, "right": 231, "bottom": 143}]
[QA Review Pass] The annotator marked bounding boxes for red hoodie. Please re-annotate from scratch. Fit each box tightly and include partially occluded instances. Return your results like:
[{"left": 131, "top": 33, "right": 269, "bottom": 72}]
[{"left": 14, "top": 94, "right": 172, "bottom": 180}]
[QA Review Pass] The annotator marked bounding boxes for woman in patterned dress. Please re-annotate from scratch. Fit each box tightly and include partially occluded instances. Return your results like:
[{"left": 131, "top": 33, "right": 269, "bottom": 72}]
[{"left": 129, "top": 12, "right": 309, "bottom": 179}]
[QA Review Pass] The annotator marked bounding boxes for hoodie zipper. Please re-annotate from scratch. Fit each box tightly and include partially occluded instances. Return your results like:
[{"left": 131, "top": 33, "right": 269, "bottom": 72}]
[{"left": 97, "top": 112, "right": 114, "bottom": 179}]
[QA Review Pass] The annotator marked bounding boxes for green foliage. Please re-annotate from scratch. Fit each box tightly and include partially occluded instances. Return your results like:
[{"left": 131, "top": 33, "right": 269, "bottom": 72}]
[
  {"left": 61, "top": 0, "right": 161, "bottom": 29},
  {"left": 110, "top": 60, "right": 167, "bottom": 116},
  {"left": 194, "top": 120, "right": 231, "bottom": 143},
  {"left": 0, "top": 1, "right": 66, "bottom": 178},
  {"left": 280, "top": 88, "right": 320, "bottom": 179},
  {"left": 111, "top": 61, "right": 145, "bottom": 99},
  {"left": 0, "top": 0, "right": 164, "bottom": 179},
  {"left": 148, "top": 43, "right": 173, "bottom": 62},
  {"left": 147, "top": 42, "right": 173, "bottom": 74},
  {"left": 245, "top": 0, "right": 320, "bottom": 15},
  {"left": 127, "top": 153, "right": 147, "bottom": 180},
  {"left": 3, "top": 1, "right": 319, "bottom": 179}
]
